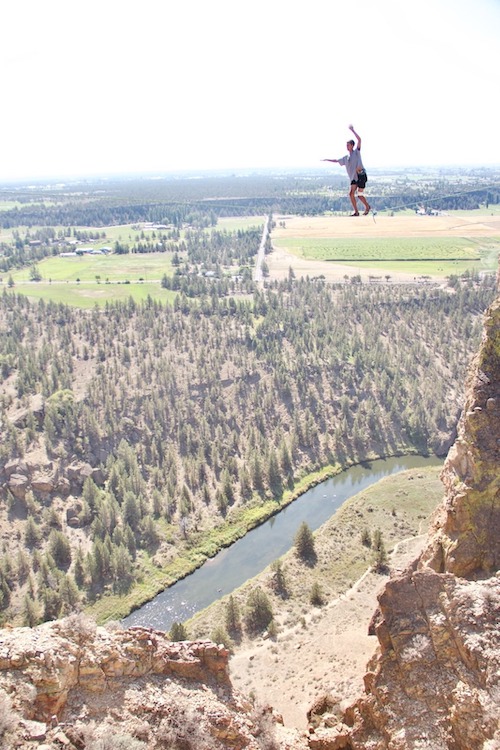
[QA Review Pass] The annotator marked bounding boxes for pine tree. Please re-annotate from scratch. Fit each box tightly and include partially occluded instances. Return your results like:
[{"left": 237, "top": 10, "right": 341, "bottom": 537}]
[
  {"left": 23, "top": 594, "right": 39, "bottom": 627},
  {"left": 294, "top": 521, "right": 316, "bottom": 561},
  {"left": 373, "top": 530, "right": 388, "bottom": 573},
  {"left": 267, "top": 449, "right": 283, "bottom": 499},
  {"left": 48, "top": 530, "right": 72, "bottom": 570},
  {"left": 73, "top": 548, "right": 86, "bottom": 588},
  {"left": 24, "top": 515, "right": 41, "bottom": 549},
  {"left": 244, "top": 589, "right": 273, "bottom": 634},
  {"left": 225, "top": 595, "right": 241, "bottom": 635},
  {"left": 270, "top": 559, "right": 287, "bottom": 597}
]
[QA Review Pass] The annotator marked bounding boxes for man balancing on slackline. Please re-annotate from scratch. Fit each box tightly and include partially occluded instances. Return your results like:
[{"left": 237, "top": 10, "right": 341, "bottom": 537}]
[{"left": 322, "top": 124, "right": 371, "bottom": 216}]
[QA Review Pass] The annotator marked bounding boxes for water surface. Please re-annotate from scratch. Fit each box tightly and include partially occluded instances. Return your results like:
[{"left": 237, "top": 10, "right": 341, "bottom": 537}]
[{"left": 123, "top": 455, "right": 441, "bottom": 630}]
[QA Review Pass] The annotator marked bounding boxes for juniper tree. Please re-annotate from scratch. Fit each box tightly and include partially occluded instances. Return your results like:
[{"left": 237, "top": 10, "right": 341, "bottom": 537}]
[
  {"left": 310, "top": 581, "right": 324, "bottom": 606},
  {"left": 169, "top": 621, "right": 188, "bottom": 641},
  {"left": 294, "top": 521, "right": 316, "bottom": 562},
  {"left": 244, "top": 589, "right": 273, "bottom": 634},
  {"left": 270, "top": 559, "right": 288, "bottom": 597},
  {"left": 372, "top": 529, "right": 388, "bottom": 572},
  {"left": 225, "top": 595, "right": 241, "bottom": 635},
  {"left": 48, "top": 530, "right": 72, "bottom": 571}
]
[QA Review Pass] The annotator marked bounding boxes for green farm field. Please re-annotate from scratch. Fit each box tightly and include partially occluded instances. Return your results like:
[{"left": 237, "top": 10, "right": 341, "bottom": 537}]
[
  {"left": 273, "top": 236, "right": 485, "bottom": 261},
  {"left": 6, "top": 281, "right": 177, "bottom": 309},
  {"left": 9, "top": 251, "right": 175, "bottom": 283},
  {"left": 270, "top": 211, "right": 500, "bottom": 281},
  {"left": 4, "top": 252, "right": 178, "bottom": 308}
]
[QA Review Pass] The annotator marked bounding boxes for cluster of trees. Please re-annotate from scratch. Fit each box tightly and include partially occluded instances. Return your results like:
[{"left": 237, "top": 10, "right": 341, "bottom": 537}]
[
  {"left": 182, "top": 227, "right": 263, "bottom": 268},
  {"left": 0, "top": 273, "right": 495, "bottom": 623}
]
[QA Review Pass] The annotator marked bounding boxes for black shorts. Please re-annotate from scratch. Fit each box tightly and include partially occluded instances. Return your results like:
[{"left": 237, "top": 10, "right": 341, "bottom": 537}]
[{"left": 353, "top": 170, "right": 367, "bottom": 189}]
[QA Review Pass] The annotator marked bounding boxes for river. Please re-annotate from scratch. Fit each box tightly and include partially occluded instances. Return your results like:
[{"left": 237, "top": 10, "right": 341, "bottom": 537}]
[{"left": 122, "top": 455, "right": 441, "bottom": 631}]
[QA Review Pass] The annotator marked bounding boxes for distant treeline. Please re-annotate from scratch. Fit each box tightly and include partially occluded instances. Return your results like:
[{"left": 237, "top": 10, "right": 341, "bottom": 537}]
[{"left": 1, "top": 173, "right": 498, "bottom": 229}]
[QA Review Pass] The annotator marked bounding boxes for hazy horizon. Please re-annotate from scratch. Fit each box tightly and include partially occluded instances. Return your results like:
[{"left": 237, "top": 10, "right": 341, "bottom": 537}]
[{"left": 2, "top": 0, "right": 499, "bottom": 183}]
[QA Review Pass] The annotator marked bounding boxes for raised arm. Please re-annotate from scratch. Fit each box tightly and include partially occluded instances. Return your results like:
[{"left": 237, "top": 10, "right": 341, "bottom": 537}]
[{"left": 349, "top": 125, "right": 362, "bottom": 149}]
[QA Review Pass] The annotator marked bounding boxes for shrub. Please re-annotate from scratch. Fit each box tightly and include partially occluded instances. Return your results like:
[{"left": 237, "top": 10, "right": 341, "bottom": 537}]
[
  {"left": 211, "top": 625, "right": 233, "bottom": 651},
  {"left": 84, "top": 726, "right": 146, "bottom": 750},
  {"left": 250, "top": 704, "right": 280, "bottom": 750},
  {"left": 56, "top": 613, "right": 97, "bottom": 643},
  {"left": 310, "top": 581, "right": 324, "bottom": 606},
  {"left": 157, "top": 704, "right": 217, "bottom": 749},
  {"left": 169, "top": 621, "right": 188, "bottom": 641}
]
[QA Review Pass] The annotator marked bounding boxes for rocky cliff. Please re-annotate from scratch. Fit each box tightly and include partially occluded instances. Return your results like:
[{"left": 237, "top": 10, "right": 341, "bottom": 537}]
[
  {"left": 309, "top": 278, "right": 500, "bottom": 749},
  {"left": 0, "top": 616, "right": 301, "bottom": 749}
]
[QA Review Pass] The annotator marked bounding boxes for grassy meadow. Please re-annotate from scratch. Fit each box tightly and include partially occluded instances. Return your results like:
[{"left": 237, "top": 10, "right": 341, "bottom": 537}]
[
  {"left": 4, "top": 251, "right": 178, "bottom": 308},
  {"left": 6, "top": 280, "right": 178, "bottom": 309},
  {"left": 9, "top": 252, "right": 174, "bottom": 283},
  {"left": 1, "top": 217, "right": 267, "bottom": 308}
]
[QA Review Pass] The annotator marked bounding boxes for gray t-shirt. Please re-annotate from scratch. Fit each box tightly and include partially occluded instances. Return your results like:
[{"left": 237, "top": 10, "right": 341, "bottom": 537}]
[{"left": 338, "top": 149, "right": 364, "bottom": 182}]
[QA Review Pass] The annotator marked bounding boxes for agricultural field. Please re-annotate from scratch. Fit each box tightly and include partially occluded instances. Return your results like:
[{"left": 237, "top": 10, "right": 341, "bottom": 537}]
[
  {"left": 8, "top": 251, "right": 175, "bottom": 284},
  {"left": 3, "top": 280, "right": 177, "bottom": 309},
  {"left": 269, "top": 211, "right": 500, "bottom": 282},
  {"left": 4, "top": 251, "right": 178, "bottom": 307}
]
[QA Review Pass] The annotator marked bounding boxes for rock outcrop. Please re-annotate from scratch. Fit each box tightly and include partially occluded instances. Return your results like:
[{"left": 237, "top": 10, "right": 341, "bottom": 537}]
[
  {"left": 421, "top": 289, "right": 500, "bottom": 577},
  {"left": 311, "top": 279, "right": 500, "bottom": 749},
  {"left": 0, "top": 617, "right": 293, "bottom": 749},
  {"left": 1, "top": 457, "right": 104, "bottom": 502}
]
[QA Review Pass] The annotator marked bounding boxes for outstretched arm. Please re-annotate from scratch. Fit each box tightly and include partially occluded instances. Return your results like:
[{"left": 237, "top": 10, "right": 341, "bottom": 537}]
[
  {"left": 349, "top": 125, "right": 362, "bottom": 149},
  {"left": 322, "top": 158, "right": 339, "bottom": 163}
]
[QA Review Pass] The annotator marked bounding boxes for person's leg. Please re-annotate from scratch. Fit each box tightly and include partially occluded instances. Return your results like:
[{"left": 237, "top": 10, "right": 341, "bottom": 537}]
[
  {"left": 349, "top": 184, "right": 359, "bottom": 215},
  {"left": 357, "top": 188, "right": 371, "bottom": 214}
]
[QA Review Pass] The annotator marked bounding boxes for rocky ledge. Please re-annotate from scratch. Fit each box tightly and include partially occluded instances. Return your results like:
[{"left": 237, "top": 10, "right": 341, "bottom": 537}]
[{"left": 0, "top": 617, "right": 294, "bottom": 749}]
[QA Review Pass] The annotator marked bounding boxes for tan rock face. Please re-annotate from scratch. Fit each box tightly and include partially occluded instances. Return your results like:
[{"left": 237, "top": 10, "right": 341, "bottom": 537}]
[
  {"left": 421, "top": 300, "right": 500, "bottom": 577},
  {"left": 0, "top": 617, "right": 294, "bottom": 750},
  {"left": 422, "top": 293, "right": 500, "bottom": 578},
  {"left": 311, "top": 283, "right": 500, "bottom": 750},
  {"left": 0, "top": 620, "right": 230, "bottom": 722}
]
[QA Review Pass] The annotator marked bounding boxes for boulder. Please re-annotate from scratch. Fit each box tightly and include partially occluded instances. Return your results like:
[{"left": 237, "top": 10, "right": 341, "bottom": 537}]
[
  {"left": 31, "top": 473, "right": 56, "bottom": 493},
  {"left": 7, "top": 473, "right": 29, "bottom": 500}
]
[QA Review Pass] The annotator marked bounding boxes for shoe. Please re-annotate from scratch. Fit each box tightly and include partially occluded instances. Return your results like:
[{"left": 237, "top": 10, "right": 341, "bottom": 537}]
[
  {"left": 363, "top": 205, "right": 371, "bottom": 215},
  {"left": 351, "top": 212, "right": 359, "bottom": 216}
]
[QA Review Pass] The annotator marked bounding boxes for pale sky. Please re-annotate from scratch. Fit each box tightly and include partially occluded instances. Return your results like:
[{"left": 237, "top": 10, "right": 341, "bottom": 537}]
[{"left": 1, "top": 0, "right": 499, "bottom": 180}]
